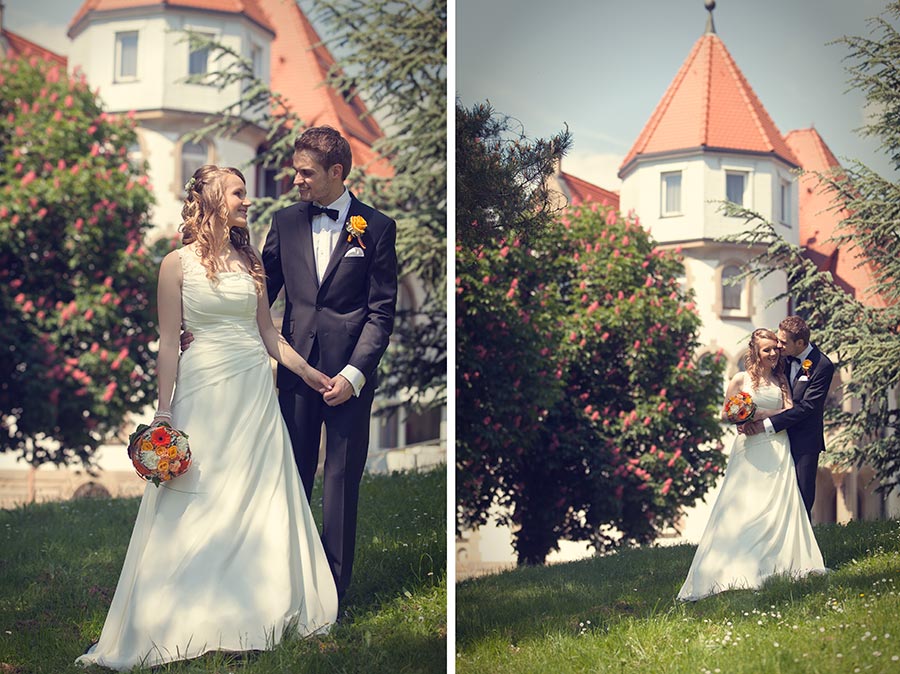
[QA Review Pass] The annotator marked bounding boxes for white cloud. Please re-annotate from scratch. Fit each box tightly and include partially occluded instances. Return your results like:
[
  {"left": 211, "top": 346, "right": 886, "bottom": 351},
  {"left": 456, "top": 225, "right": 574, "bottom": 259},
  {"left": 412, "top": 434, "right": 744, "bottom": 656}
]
[{"left": 560, "top": 151, "right": 625, "bottom": 192}]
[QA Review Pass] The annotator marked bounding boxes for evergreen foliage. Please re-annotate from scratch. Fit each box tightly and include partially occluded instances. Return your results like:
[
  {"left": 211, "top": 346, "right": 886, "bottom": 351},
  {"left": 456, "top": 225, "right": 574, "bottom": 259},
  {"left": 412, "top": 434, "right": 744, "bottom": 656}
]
[
  {"left": 0, "top": 55, "right": 157, "bottom": 466},
  {"left": 722, "top": 2, "right": 900, "bottom": 490},
  {"left": 310, "top": 0, "right": 447, "bottom": 409}
]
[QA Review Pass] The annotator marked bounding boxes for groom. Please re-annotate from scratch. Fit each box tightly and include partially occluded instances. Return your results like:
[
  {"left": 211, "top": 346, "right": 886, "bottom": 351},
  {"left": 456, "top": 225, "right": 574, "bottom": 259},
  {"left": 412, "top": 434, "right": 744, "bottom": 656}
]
[
  {"left": 744, "top": 316, "right": 834, "bottom": 519},
  {"left": 263, "top": 126, "right": 398, "bottom": 600}
]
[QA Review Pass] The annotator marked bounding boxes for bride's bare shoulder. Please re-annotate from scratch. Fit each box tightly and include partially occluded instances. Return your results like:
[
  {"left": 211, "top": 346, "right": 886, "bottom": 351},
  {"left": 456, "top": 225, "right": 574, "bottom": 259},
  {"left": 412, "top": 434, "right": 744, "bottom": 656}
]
[{"left": 728, "top": 371, "right": 749, "bottom": 389}]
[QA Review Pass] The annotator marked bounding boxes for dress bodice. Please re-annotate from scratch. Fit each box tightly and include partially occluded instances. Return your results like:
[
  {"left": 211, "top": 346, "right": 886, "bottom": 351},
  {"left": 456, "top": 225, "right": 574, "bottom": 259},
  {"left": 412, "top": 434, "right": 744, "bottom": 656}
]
[
  {"left": 750, "top": 380, "right": 785, "bottom": 411},
  {"left": 178, "top": 247, "right": 258, "bottom": 335},
  {"left": 173, "top": 247, "right": 269, "bottom": 403}
]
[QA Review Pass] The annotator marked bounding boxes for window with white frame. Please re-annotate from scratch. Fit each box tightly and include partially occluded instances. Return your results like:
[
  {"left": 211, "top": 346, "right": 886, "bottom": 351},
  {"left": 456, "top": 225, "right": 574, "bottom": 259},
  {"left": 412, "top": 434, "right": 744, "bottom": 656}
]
[
  {"left": 188, "top": 34, "right": 214, "bottom": 76},
  {"left": 251, "top": 44, "right": 263, "bottom": 79},
  {"left": 721, "top": 264, "right": 743, "bottom": 310},
  {"left": 726, "top": 171, "right": 747, "bottom": 206},
  {"left": 779, "top": 180, "right": 791, "bottom": 225},
  {"left": 661, "top": 171, "right": 682, "bottom": 216},
  {"left": 115, "top": 31, "right": 138, "bottom": 81}
]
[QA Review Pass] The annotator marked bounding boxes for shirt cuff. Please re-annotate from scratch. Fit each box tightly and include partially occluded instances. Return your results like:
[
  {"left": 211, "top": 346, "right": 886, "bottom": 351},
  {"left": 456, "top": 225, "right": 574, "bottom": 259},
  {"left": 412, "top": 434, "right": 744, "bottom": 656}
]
[
  {"left": 763, "top": 418, "right": 775, "bottom": 435},
  {"left": 339, "top": 365, "right": 366, "bottom": 397}
]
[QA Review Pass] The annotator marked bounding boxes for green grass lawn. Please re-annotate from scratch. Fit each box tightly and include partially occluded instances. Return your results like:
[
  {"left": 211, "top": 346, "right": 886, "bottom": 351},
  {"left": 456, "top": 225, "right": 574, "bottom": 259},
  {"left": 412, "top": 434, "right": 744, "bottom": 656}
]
[
  {"left": 457, "top": 519, "right": 900, "bottom": 674},
  {"left": 0, "top": 467, "right": 446, "bottom": 673}
]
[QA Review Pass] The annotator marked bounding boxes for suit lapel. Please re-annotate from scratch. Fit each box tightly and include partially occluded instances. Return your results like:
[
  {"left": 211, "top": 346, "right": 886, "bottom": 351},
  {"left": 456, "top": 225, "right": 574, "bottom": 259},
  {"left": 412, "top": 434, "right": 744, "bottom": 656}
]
[
  {"left": 792, "top": 347, "right": 820, "bottom": 400},
  {"left": 319, "top": 196, "right": 361, "bottom": 288},
  {"left": 290, "top": 203, "right": 319, "bottom": 288}
]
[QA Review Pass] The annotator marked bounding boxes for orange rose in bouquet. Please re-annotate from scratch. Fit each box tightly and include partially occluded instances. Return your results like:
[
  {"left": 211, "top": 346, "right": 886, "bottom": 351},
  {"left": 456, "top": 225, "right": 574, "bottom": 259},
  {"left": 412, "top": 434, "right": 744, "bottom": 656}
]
[
  {"left": 127, "top": 422, "right": 191, "bottom": 486},
  {"left": 724, "top": 391, "right": 757, "bottom": 425}
]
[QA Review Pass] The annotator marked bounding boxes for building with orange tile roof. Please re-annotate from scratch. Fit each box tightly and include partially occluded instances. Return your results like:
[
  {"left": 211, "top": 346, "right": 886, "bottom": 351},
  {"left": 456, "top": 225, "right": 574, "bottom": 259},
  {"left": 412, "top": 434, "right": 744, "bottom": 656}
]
[
  {"left": 64, "top": 0, "right": 390, "bottom": 235},
  {"left": 785, "top": 127, "right": 885, "bottom": 308},
  {"left": 0, "top": 5, "right": 67, "bottom": 67},
  {"left": 548, "top": 164, "right": 619, "bottom": 211},
  {"left": 616, "top": 3, "right": 886, "bottom": 541}
]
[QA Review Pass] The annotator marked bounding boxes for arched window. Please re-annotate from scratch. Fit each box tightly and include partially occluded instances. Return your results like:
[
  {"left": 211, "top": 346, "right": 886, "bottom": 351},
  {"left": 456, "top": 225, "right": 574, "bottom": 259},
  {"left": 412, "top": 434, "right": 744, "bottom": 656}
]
[
  {"left": 721, "top": 265, "right": 742, "bottom": 310},
  {"left": 181, "top": 141, "right": 208, "bottom": 184}
]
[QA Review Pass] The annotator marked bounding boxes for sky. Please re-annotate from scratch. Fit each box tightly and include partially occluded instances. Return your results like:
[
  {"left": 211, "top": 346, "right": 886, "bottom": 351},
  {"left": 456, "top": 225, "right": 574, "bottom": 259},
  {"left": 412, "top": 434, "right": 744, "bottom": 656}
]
[
  {"left": 457, "top": 0, "right": 898, "bottom": 189},
  {"left": 6, "top": 0, "right": 896, "bottom": 189}
]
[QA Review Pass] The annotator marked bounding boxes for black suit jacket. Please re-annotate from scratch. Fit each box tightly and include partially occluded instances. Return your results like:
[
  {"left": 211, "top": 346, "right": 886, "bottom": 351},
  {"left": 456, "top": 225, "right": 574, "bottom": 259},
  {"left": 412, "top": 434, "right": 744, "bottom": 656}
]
[
  {"left": 261, "top": 193, "right": 398, "bottom": 392},
  {"left": 769, "top": 345, "right": 835, "bottom": 457}
]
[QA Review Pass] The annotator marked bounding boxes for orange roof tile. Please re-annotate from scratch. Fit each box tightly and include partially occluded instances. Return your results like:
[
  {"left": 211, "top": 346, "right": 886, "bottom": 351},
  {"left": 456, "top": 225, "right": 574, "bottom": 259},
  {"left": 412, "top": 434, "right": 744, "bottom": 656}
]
[
  {"left": 560, "top": 170, "right": 619, "bottom": 210},
  {"left": 619, "top": 33, "right": 798, "bottom": 178},
  {"left": 69, "top": 0, "right": 276, "bottom": 38},
  {"left": 786, "top": 127, "right": 884, "bottom": 307},
  {"left": 260, "top": 0, "right": 390, "bottom": 177},
  {"left": 2, "top": 29, "right": 67, "bottom": 67}
]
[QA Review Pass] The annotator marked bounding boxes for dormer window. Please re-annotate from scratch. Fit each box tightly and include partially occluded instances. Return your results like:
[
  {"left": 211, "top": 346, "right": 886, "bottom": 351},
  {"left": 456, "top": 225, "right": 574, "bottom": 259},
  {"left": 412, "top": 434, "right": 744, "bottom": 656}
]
[
  {"left": 726, "top": 171, "right": 747, "bottom": 206},
  {"left": 661, "top": 171, "right": 682, "bottom": 216},
  {"left": 115, "top": 31, "right": 138, "bottom": 81}
]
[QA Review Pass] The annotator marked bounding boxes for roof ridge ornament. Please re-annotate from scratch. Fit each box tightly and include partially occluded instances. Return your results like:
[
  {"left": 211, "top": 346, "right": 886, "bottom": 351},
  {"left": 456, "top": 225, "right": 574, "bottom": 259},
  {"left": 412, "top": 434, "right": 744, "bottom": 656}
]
[{"left": 705, "top": 0, "right": 716, "bottom": 35}]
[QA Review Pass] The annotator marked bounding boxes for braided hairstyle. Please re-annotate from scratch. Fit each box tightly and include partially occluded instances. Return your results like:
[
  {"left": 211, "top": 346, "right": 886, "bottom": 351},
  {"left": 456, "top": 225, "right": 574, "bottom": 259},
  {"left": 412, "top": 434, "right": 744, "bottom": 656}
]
[
  {"left": 180, "top": 165, "right": 265, "bottom": 295},
  {"left": 744, "top": 328, "right": 787, "bottom": 395}
]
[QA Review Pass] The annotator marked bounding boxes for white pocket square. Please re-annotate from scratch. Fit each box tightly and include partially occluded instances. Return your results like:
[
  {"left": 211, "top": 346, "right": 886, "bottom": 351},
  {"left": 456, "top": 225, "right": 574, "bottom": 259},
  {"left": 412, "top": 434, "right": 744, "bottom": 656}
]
[
  {"left": 344, "top": 247, "right": 365, "bottom": 258},
  {"left": 798, "top": 375, "right": 809, "bottom": 382}
]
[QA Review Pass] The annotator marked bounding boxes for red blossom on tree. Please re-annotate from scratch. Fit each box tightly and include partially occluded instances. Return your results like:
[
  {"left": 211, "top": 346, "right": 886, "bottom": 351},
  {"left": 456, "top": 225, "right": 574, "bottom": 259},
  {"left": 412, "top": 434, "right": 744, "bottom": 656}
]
[
  {"left": 457, "top": 117, "right": 726, "bottom": 563},
  {"left": 0, "top": 54, "right": 157, "bottom": 467}
]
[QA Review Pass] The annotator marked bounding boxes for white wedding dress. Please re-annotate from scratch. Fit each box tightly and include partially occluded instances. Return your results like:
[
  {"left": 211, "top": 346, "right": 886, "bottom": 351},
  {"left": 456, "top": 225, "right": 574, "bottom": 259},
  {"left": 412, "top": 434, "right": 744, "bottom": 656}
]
[
  {"left": 77, "top": 248, "right": 338, "bottom": 670},
  {"left": 677, "top": 382, "right": 826, "bottom": 601}
]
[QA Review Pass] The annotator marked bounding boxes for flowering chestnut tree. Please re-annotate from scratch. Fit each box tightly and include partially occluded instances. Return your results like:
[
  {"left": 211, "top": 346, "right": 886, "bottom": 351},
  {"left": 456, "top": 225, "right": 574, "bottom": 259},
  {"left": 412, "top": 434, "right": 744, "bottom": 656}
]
[
  {"left": 457, "top": 111, "right": 726, "bottom": 563},
  {"left": 0, "top": 55, "right": 156, "bottom": 467}
]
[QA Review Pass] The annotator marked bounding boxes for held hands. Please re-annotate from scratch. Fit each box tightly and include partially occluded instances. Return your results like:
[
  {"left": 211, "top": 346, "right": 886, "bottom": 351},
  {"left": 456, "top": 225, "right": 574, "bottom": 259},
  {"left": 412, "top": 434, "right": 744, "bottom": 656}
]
[
  {"left": 180, "top": 329, "right": 194, "bottom": 352},
  {"left": 301, "top": 365, "right": 334, "bottom": 395},
  {"left": 323, "top": 375, "right": 354, "bottom": 407},
  {"left": 741, "top": 420, "right": 764, "bottom": 436}
]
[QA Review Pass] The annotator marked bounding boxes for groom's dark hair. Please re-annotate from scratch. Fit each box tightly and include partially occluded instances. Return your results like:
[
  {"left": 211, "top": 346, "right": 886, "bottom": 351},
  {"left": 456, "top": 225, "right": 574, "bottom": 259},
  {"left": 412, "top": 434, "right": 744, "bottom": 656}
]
[
  {"left": 294, "top": 126, "right": 352, "bottom": 180},
  {"left": 779, "top": 315, "right": 810, "bottom": 345}
]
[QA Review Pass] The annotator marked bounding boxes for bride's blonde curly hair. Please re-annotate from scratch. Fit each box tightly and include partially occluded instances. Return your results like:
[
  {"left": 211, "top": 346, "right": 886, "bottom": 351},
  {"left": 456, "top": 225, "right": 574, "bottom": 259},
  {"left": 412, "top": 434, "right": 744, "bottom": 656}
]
[
  {"left": 180, "top": 165, "right": 265, "bottom": 295},
  {"left": 745, "top": 328, "right": 786, "bottom": 392}
]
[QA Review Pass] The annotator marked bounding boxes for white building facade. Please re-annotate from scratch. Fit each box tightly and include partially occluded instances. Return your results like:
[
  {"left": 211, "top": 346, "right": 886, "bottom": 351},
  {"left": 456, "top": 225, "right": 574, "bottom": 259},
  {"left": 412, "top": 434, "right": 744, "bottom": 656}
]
[{"left": 67, "top": 2, "right": 273, "bottom": 238}]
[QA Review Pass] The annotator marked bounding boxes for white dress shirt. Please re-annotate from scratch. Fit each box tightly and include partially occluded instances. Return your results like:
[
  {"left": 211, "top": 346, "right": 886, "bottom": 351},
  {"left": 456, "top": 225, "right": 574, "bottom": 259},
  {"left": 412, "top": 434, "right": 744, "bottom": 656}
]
[
  {"left": 309, "top": 189, "right": 366, "bottom": 397},
  {"left": 764, "top": 343, "right": 814, "bottom": 435}
]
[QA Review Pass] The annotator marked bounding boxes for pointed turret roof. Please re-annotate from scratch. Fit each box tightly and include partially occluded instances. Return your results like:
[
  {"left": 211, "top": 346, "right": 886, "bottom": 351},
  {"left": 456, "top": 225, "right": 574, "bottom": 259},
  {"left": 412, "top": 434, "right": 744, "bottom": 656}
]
[
  {"left": 785, "top": 127, "right": 884, "bottom": 307},
  {"left": 619, "top": 32, "right": 798, "bottom": 178},
  {"left": 69, "top": 0, "right": 276, "bottom": 38}
]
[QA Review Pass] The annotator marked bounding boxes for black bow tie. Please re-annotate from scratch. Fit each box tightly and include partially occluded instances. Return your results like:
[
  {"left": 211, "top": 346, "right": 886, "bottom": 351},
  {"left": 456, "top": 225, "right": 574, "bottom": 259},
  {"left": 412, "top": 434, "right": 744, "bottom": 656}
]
[
  {"left": 309, "top": 203, "right": 339, "bottom": 221},
  {"left": 785, "top": 356, "right": 798, "bottom": 365}
]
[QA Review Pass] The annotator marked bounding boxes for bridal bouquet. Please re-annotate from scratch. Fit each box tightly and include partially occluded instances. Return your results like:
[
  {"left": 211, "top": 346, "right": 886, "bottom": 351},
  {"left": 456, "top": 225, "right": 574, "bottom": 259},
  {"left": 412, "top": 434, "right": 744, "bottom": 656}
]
[
  {"left": 724, "top": 391, "right": 757, "bottom": 424},
  {"left": 127, "top": 422, "right": 192, "bottom": 486}
]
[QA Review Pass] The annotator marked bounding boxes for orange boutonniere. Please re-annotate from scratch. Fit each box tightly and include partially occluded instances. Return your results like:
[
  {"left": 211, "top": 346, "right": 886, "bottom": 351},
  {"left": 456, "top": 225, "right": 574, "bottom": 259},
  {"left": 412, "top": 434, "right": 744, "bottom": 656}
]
[
  {"left": 801, "top": 359, "right": 813, "bottom": 378},
  {"left": 346, "top": 215, "right": 367, "bottom": 249}
]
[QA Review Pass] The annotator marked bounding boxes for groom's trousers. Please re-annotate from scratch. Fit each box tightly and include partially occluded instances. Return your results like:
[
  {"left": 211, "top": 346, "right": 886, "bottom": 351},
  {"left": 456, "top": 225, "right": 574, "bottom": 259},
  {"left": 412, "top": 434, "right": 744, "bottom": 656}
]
[
  {"left": 279, "top": 379, "right": 375, "bottom": 601},
  {"left": 793, "top": 452, "right": 819, "bottom": 520}
]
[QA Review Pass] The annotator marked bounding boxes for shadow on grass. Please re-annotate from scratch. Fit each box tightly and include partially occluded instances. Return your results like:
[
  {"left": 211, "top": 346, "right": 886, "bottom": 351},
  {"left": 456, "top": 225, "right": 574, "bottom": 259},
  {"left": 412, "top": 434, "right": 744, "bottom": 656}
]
[
  {"left": 457, "top": 519, "right": 900, "bottom": 647},
  {"left": 0, "top": 467, "right": 446, "bottom": 674}
]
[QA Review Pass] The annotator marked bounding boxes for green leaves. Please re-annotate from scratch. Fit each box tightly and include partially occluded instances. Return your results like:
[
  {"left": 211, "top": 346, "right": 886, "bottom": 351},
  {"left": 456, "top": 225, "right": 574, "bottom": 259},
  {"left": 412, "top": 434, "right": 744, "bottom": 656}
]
[
  {"left": 716, "top": 4, "right": 900, "bottom": 491},
  {"left": 0, "top": 54, "right": 156, "bottom": 467},
  {"left": 457, "top": 108, "right": 726, "bottom": 564}
]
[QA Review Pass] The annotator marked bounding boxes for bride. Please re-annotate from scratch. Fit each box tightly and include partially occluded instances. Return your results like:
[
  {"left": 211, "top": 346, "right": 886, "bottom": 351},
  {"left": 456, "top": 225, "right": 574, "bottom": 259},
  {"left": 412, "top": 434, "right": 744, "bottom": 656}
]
[
  {"left": 677, "top": 328, "right": 826, "bottom": 601},
  {"left": 77, "top": 166, "right": 338, "bottom": 670}
]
